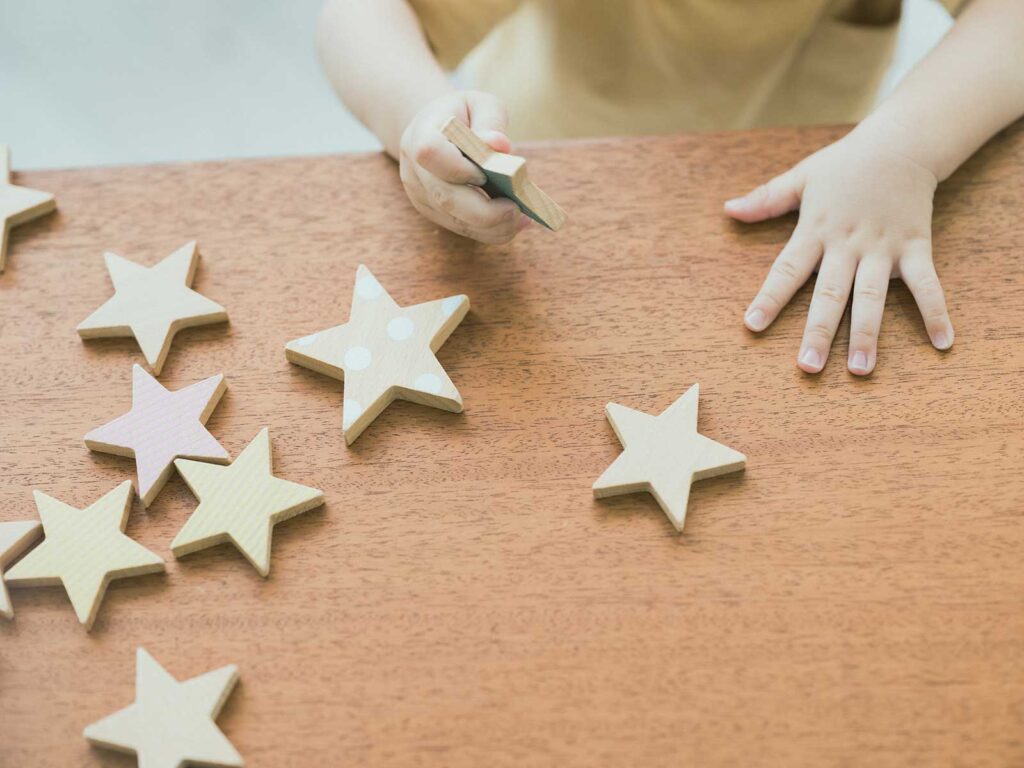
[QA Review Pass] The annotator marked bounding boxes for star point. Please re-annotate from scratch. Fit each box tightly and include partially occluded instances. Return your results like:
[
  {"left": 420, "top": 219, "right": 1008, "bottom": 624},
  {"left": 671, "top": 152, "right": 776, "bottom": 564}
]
[
  {"left": 172, "top": 427, "right": 324, "bottom": 576},
  {"left": 4, "top": 481, "right": 165, "bottom": 630},
  {"left": 85, "top": 365, "right": 230, "bottom": 507},
  {"left": 593, "top": 385, "right": 746, "bottom": 532},
  {"left": 77, "top": 241, "right": 228, "bottom": 374},
  {"left": 0, "top": 144, "right": 56, "bottom": 273},
  {"left": 0, "top": 519, "right": 43, "bottom": 619},
  {"left": 84, "top": 647, "right": 242, "bottom": 768},
  {"left": 285, "top": 264, "right": 469, "bottom": 444}
]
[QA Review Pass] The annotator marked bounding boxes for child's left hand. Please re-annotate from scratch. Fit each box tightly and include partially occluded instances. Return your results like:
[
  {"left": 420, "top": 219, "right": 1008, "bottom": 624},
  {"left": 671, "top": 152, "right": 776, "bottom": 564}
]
[{"left": 724, "top": 127, "right": 955, "bottom": 375}]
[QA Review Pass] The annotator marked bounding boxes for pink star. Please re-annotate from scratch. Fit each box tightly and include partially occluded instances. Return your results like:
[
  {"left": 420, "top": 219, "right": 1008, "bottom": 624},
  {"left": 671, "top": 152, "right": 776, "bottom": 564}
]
[{"left": 85, "top": 365, "right": 230, "bottom": 506}]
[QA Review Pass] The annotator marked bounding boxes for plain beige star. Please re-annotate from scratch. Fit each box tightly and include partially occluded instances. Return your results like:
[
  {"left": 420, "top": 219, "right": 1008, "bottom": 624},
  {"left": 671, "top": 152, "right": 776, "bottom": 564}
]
[
  {"left": 0, "top": 145, "right": 56, "bottom": 272},
  {"left": 172, "top": 427, "right": 324, "bottom": 576},
  {"left": 593, "top": 385, "right": 746, "bottom": 532},
  {"left": 0, "top": 520, "right": 42, "bottom": 619},
  {"left": 84, "top": 647, "right": 242, "bottom": 768},
  {"left": 285, "top": 264, "right": 469, "bottom": 444},
  {"left": 4, "top": 481, "right": 164, "bottom": 630},
  {"left": 77, "top": 241, "right": 228, "bottom": 374}
]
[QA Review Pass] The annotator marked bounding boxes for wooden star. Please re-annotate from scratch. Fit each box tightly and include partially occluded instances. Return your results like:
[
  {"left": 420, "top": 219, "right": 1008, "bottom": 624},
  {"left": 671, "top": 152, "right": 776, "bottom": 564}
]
[
  {"left": 85, "top": 365, "right": 229, "bottom": 507},
  {"left": 0, "top": 520, "right": 42, "bottom": 619},
  {"left": 77, "top": 241, "right": 228, "bottom": 374},
  {"left": 172, "top": 427, "right": 324, "bottom": 576},
  {"left": 4, "top": 481, "right": 164, "bottom": 630},
  {"left": 285, "top": 265, "right": 470, "bottom": 444},
  {"left": 593, "top": 385, "right": 746, "bottom": 532},
  {"left": 1, "top": 145, "right": 56, "bottom": 272},
  {"left": 84, "top": 647, "right": 242, "bottom": 768},
  {"left": 442, "top": 118, "right": 567, "bottom": 231}
]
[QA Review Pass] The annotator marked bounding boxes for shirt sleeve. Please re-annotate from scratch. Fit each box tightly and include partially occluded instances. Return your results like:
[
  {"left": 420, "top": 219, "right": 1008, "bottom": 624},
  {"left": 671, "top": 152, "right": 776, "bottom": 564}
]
[
  {"left": 406, "top": 0, "right": 523, "bottom": 69},
  {"left": 937, "top": 0, "right": 967, "bottom": 15}
]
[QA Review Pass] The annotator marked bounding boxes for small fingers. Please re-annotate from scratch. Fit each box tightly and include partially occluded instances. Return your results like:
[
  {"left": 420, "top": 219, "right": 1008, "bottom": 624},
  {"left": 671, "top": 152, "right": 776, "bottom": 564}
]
[
  {"left": 407, "top": 170, "right": 520, "bottom": 244},
  {"left": 900, "top": 242, "right": 954, "bottom": 350},
  {"left": 465, "top": 91, "right": 511, "bottom": 152},
  {"left": 744, "top": 231, "right": 821, "bottom": 332},
  {"left": 797, "top": 251, "right": 858, "bottom": 373},
  {"left": 418, "top": 169, "right": 520, "bottom": 229},
  {"left": 725, "top": 166, "right": 805, "bottom": 223},
  {"left": 408, "top": 131, "right": 486, "bottom": 186},
  {"left": 847, "top": 257, "right": 892, "bottom": 375}
]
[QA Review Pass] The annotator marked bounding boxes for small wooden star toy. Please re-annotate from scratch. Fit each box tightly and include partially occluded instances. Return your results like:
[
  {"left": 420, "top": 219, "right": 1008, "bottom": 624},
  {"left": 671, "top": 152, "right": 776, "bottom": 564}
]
[
  {"left": 442, "top": 117, "right": 567, "bottom": 231},
  {"left": 1, "top": 144, "right": 56, "bottom": 272},
  {"left": 84, "top": 647, "right": 242, "bottom": 768},
  {"left": 4, "top": 481, "right": 164, "bottom": 630},
  {"left": 0, "top": 520, "right": 42, "bottom": 620},
  {"left": 172, "top": 427, "right": 324, "bottom": 576},
  {"left": 85, "top": 365, "right": 230, "bottom": 507},
  {"left": 77, "top": 241, "right": 228, "bottom": 375},
  {"left": 285, "top": 264, "right": 470, "bottom": 444},
  {"left": 593, "top": 385, "right": 746, "bottom": 532}
]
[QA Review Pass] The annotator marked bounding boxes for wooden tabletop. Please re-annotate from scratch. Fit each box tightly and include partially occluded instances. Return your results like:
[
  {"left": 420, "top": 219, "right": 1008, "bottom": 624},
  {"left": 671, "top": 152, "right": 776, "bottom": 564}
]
[{"left": 1, "top": 122, "right": 1022, "bottom": 767}]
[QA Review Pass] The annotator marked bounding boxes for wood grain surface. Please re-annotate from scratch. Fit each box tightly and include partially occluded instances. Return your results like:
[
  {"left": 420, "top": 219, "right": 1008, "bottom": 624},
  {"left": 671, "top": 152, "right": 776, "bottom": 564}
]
[{"left": 1, "top": 122, "right": 1022, "bottom": 767}]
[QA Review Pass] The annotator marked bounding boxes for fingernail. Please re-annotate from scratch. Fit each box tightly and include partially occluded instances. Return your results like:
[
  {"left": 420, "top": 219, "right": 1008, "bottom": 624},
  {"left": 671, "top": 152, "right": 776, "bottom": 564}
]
[
  {"left": 932, "top": 331, "right": 952, "bottom": 350},
  {"left": 724, "top": 197, "right": 747, "bottom": 211},
  {"left": 744, "top": 308, "right": 767, "bottom": 331},
  {"left": 849, "top": 350, "right": 868, "bottom": 374},
  {"left": 799, "top": 348, "right": 823, "bottom": 371}
]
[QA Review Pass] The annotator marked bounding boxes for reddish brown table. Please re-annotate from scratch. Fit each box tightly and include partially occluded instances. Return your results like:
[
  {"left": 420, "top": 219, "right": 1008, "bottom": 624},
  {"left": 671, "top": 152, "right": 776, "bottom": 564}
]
[{"left": 1, "top": 123, "right": 1022, "bottom": 766}]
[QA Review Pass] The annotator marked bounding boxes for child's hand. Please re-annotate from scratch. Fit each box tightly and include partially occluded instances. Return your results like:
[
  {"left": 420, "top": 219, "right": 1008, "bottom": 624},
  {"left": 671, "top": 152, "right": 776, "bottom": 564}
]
[
  {"left": 399, "top": 90, "right": 524, "bottom": 244},
  {"left": 724, "top": 128, "right": 955, "bottom": 375}
]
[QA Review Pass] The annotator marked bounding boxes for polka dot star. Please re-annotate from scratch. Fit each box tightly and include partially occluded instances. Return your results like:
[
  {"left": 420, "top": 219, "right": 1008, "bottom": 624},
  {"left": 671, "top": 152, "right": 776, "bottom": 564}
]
[
  {"left": 77, "top": 241, "right": 228, "bottom": 375},
  {"left": 84, "top": 647, "right": 242, "bottom": 768},
  {"left": 85, "top": 365, "right": 230, "bottom": 507},
  {"left": 285, "top": 264, "right": 470, "bottom": 444},
  {"left": 0, "top": 145, "right": 56, "bottom": 273},
  {"left": 172, "top": 427, "right": 325, "bottom": 577},
  {"left": 593, "top": 385, "right": 746, "bottom": 532},
  {"left": 4, "top": 481, "right": 165, "bottom": 630}
]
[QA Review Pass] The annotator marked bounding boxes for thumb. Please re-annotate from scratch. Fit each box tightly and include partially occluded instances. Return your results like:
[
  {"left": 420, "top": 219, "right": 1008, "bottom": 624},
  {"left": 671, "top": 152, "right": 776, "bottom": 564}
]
[
  {"left": 724, "top": 166, "right": 804, "bottom": 223},
  {"left": 465, "top": 91, "right": 510, "bottom": 152}
]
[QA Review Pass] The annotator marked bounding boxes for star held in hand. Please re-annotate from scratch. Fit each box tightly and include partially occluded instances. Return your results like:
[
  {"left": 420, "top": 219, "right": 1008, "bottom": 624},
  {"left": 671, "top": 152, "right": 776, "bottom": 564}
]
[
  {"left": 85, "top": 364, "right": 229, "bottom": 507},
  {"left": 285, "top": 264, "right": 470, "bottom": 444},
  {"left": 4, "top": 481, "right": 164, "bottom": 630},
  {"left": 77, "top": 241, "right": 228, "bottom": 375},
  {"left": 172, "top": 427, "right": 325, "bottom": 576},
  {"left": 0, "top": 144, "right": 56, "bottom": 272},
  {"left": 84, "top": 647, "right": 242, "bottom": 768},
  {"left": 593, "top": 385, "right": 746, "bottom": 532}
]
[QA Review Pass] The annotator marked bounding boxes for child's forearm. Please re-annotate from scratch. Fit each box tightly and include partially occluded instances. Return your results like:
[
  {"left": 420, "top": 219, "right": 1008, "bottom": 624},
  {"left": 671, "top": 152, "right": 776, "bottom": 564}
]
[
  {"left": 316, "top": 0, "right": 453, "bottom": 158},
  {"left": 858, "top": 0, "right": 1024, "bottom": 182}
]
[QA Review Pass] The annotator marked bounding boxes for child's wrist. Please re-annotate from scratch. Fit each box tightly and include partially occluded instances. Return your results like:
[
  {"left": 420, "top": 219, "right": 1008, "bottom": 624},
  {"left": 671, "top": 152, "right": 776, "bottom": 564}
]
[
  {"left": 381, "top": 79, "right": 454, "bottom": 155},
  {"left": 853, "top": 112, "right": 955, "bottom": 184}
]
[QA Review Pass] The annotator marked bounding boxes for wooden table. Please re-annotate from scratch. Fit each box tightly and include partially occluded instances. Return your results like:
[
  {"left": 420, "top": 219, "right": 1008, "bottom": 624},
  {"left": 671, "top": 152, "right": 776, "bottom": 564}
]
[{"left": 1, "top": 123, "right": 1022, "bottom": 767}]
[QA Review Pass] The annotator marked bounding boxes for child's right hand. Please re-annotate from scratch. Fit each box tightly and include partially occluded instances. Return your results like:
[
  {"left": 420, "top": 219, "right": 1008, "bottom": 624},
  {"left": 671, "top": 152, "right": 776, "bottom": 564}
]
[{"left": 399, "top": 91, "right": 525, "bottom": 244}]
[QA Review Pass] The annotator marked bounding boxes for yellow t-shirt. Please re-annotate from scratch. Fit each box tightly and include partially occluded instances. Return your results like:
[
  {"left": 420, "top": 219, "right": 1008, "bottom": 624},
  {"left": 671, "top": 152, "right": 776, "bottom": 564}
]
[{"left": 408, "top": 0, "right": 964, "bottom": 139}]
